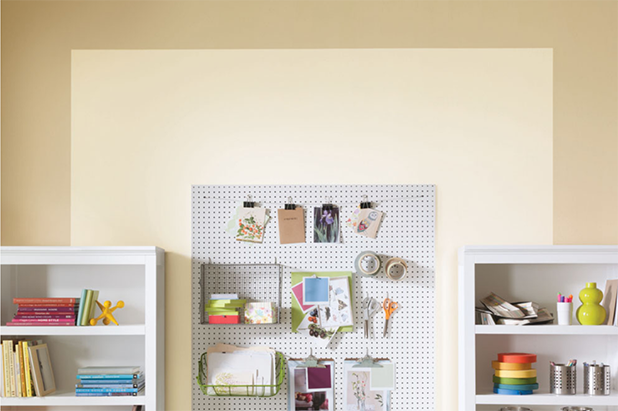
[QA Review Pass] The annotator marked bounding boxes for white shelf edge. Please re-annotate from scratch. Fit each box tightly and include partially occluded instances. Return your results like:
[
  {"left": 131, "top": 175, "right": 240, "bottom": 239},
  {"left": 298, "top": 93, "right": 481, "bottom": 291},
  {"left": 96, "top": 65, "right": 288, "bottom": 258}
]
[
  {"left": 0, "top": 325, "right": 146, "bottom": 336},
  {"left": 476, "top": 325, "right": 618, "bottom": 335},
  {"left": 0, "top": 390, "right": 146, "bottom": 406},
  {"left": 476, "top": 390, "right": 618, "bottom": 405}
]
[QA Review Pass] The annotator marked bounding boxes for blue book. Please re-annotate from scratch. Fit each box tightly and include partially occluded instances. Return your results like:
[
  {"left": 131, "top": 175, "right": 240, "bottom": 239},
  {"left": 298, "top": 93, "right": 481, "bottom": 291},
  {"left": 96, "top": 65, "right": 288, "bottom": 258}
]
[
  {"left": 78, "top": 378, "right": 144, "bottom": 386},
  {"left": 494, "top": 383, "right": 538, "bottom": 391},
  {"left": 76, "top": 387, "right": 140, "bottom": 393},
  {"left": 75, "top": 392, "right": 138, "bottom": 397},
  {"left": 77, "top": 373, "right": 143, "bottom": 380},
  {"left": 493, "top": 387, "right": 533, "bottom": 395},
  {"left": 76, "top": 382, "right": 145, "bottom": 389}
]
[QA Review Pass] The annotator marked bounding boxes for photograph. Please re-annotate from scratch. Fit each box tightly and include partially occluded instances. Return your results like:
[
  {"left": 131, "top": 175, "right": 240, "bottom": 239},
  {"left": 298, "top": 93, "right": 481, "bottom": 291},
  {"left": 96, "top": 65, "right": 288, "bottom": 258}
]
[
  {"left": 28, "top": 343, "right": 56, "bottom": 397},
  {"left": 344, "top": 365, "right": 389, "bottom": 411},
  {"left": 313, "top": 207, "right": 340, "bottom": 243}
]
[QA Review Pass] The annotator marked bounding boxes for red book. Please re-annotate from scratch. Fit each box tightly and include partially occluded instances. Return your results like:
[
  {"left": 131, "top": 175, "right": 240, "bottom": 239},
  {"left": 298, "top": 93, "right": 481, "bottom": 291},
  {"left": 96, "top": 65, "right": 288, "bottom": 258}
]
[
  {"left": 13, "top": 298, "right": 76, "bottom": 304},
  {"left": 14, "top": 315, "right": 76, "bottom": 319},
  {"left": 17, "top": 307, "right": 75, "bottom": 312},
  {"left": 6, "top": 322, "right": 75, "bottom": 326},
  {"left": 12, "top": 318, "right": 75, "bottom": 323},
  {"left": 18, "top": 303, "right": 75, "bottom": 307}
]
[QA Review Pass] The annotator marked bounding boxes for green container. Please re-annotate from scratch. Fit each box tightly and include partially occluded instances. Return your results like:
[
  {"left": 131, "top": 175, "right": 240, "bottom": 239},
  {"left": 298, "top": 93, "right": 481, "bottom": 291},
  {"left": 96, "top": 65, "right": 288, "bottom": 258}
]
[
  {"left": 196, "top": 351, "right": 285, "bottom": 397},
  {"left": 576, "top": 282, "right": 607, "bottom": 325}
]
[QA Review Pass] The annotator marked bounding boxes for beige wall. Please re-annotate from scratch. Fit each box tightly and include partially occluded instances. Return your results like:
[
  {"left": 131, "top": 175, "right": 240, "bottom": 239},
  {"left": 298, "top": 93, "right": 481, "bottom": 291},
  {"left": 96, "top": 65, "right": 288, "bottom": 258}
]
[
  {"left": 2, "top": 1, "right": 618, "bottom": 410},
  {"left": 71, "top": 48, "right": 553, "bottom": 410}
]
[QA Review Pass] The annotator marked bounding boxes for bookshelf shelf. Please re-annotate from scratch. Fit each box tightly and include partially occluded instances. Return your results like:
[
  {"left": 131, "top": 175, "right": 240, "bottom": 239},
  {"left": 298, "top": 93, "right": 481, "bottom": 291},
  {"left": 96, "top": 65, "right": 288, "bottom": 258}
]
[
  {"left": 0, "top": 324, "right": 146, "bottom": 336},
  {"left": 476, "top": 390, "right": 618, "bottom": 406},
  {"left": 476, "top": 325, "right": 618, "bottom": 335},
  {"left": 0, "top": 246, "right": 165, "bottom": 410},
  {"left": 0, "top": 389, "right": 146, "bottom": 406},
  {"left": 459, "top": 245, "right": 618, "bottom": 410}
]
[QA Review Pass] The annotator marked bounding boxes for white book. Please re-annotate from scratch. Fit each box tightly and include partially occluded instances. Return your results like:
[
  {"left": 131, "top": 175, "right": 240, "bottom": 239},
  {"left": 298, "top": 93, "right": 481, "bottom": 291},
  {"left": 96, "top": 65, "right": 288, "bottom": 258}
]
[
  {"left": 77, "top": 366, "right": 141, "bottom": 375},
  {"left": 210, "top": 294, "right": 239, "bottom": 300},
  {"left": 0, "top": 344, "right": 4, "bottom": 397},
  {"left": 14, "top": 351, "right": 21, "bottom": 397}
]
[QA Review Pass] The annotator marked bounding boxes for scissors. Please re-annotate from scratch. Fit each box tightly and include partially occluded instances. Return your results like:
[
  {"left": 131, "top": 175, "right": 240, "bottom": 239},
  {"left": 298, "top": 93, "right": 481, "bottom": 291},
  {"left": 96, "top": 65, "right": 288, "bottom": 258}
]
[
  {"left": 382, "top": 297, "right": 399, "bottom": 337},
  {"left": 361, "top": 295, "right": 380, "bottom": 339}
]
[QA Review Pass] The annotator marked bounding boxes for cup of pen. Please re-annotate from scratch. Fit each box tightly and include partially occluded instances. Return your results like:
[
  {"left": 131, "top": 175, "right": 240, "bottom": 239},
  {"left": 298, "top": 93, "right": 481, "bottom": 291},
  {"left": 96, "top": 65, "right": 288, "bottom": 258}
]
[
  {"left": 550, "top": 361, "right": 577, "bottom": 395},
  {"left": 557, "top": 294, "right": 573, "bottom": 325}
]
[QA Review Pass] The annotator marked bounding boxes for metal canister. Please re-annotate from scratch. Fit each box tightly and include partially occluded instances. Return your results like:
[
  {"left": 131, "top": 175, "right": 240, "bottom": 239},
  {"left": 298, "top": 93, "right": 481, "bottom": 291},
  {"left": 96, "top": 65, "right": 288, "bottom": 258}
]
[
  {"left": 550, "top": 363, "right": 577, "bottom": 395},
  {"left": 583, "top": 362, "right": 611, "bottom": 395},
  {"left": 561, "top": 408, "right": 594, "bottom": 411},
  {"left": 499, "top": 408, "right": 533, "bottom": 411}
]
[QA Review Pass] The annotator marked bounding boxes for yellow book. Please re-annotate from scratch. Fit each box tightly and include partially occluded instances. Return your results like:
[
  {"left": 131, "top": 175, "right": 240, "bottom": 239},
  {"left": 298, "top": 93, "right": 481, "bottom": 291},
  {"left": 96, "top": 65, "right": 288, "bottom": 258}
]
[
  {"left": 22, "top": 342, "right": 33, "bottom": 397},
  {"left": 494, "top": 369, "right": 537, "bottom": 378},
  {"left": 18, "top": 342, "right": 26, "bottom": 397},
  {"left": 2, "top": 342, "right": 11, "bottom": 396}
]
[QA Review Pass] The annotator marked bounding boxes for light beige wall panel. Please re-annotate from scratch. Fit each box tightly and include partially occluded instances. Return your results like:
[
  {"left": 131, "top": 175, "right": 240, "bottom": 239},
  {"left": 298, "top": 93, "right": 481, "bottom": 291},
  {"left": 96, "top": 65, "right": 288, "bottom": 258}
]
[{"left": 72, "top": 48, "right": 553, "bottom": 410}]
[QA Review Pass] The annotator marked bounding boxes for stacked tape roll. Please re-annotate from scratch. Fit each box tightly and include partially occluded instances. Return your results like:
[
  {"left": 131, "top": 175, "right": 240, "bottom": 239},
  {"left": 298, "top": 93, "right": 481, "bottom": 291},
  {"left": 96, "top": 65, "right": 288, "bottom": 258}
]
[{"left": 492, "top": 353, "right": 538, "bottom": 395}]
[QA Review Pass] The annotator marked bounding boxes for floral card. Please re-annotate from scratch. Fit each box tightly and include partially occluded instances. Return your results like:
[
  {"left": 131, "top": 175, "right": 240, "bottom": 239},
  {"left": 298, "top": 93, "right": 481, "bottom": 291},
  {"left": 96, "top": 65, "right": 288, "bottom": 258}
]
[
  {"left": 314, "top": 207, "right": 340, "bottom": 243},
  {"left": 236, "top": 207, "right": 266, "bottom": 243},
  {"left": 343, "top": 362, "right": 390, "bottom": 411}
]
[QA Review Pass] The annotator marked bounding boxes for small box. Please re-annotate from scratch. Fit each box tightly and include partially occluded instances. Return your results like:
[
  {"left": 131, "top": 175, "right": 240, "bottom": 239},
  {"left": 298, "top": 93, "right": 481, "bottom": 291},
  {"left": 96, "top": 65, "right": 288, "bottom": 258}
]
[
  {"left": 244, "top": 302, "right": 277, "bottom": 324},
  {"left": 208, "top": 314, "right": 240, "bottom": 324}
]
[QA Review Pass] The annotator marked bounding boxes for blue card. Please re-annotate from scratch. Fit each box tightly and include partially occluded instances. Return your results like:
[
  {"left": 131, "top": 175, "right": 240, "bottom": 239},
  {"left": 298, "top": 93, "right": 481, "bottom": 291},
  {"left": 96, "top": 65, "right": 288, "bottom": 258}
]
[{"left": 303, "top": 277, "right": 330, "bottom": 305}]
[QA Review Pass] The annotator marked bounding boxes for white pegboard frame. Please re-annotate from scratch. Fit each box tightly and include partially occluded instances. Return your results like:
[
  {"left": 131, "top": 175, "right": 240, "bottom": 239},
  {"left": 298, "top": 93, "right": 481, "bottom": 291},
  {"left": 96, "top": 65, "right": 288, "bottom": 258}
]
[{"left": 192, "top": 184, "right": 435, "bottom": 411}]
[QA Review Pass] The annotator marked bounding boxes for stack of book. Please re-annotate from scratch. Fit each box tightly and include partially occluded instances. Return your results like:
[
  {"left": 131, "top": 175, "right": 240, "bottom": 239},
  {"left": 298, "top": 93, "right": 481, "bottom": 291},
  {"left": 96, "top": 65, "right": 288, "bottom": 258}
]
[
  {"left": 204, "top": 294, "right": 246, "bottom": 324},
  {"left": 6, "top": 298, "right": 79, "bottom": 327},
  {"left": 476, "top": 292, "right": 553, "bottom": 325},
  {"left": 76, "top": 366, "right": 144, "bottom": 397},
  {"left": 1, "top": 339, "right": 55, "bottom": 397}
]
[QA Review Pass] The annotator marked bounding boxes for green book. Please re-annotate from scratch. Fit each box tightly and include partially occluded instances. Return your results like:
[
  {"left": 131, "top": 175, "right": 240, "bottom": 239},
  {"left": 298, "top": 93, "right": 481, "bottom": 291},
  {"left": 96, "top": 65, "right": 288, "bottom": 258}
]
[
  {"left": 81, "top": 290, "right": 94, "bottom": 326},
  {"left": 88, "top": 290, "right": 100, "bottom": 323},
  {"left": 76, "top": 289, "right": 88, "bottom": 326}
]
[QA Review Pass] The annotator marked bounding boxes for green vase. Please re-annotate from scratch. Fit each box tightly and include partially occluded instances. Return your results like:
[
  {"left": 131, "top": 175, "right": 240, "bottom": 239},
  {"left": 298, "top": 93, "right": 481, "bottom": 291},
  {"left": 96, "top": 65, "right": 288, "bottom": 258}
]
[{"left": 576, "top": 282, "right": 606, "bottom": 325}]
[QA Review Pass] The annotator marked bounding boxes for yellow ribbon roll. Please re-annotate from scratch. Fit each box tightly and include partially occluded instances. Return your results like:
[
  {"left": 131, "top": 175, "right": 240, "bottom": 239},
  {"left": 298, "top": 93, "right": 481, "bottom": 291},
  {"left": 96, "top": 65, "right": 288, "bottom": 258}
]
[
  {"left": 492, "top": 361, "right": 532, "bottom": 370},
  {"left": 494, "top": 369, "right": 537, "bottom": 378}
]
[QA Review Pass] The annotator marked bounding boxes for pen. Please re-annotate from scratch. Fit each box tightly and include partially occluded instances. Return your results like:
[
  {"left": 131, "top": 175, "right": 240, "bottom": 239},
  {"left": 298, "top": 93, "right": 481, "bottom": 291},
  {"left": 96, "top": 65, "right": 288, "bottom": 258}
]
[{"left": 558, "top": 293, "right": 562, "bottom": 303}]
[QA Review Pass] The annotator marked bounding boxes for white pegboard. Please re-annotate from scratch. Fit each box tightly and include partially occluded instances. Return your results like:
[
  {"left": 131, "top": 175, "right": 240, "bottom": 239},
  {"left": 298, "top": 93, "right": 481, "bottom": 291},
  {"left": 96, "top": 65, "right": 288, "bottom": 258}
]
[{"left": 192, "top": 185, "right": 435, "bottom": 411}]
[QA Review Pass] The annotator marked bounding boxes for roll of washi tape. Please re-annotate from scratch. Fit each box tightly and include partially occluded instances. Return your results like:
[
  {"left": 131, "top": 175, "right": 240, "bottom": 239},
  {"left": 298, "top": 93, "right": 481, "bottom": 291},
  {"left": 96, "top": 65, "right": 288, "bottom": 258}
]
[
  {"left": 492, "top": 361, "right": 532, "bottom": 370},
  {"left": 497, "top": 353, "right": 537, "bottom": 364},
  {"left": 494, "top": 369, "right": 537, "bottom": 378},
  {"left": 494, "top": 383, "right": 539, "bottom": 391},
  {"left": 493, "top": 387, "right": 533, "bottom": 395},
  {"left": 354, "top": 251, "right": 381, "bottom": 277},
  {"left": 385, "top": 257, "right": 408, "bottom": 281},
  {"left": 493, "top": 376, "right": 537, "bottom": 385}
]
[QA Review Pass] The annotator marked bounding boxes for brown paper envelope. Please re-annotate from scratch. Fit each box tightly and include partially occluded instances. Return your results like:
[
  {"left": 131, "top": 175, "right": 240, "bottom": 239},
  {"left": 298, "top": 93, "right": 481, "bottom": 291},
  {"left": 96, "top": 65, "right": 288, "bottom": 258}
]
[{"left": 278, "top": 208, "right": 306, "bottom": 244}]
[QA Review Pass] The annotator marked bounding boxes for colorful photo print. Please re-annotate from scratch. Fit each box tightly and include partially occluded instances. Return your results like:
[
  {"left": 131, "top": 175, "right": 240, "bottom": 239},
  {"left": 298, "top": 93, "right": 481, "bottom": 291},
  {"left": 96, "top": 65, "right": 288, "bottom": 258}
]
[
  {"left": 294, "top": 391, "right": 330, "bottom": 410},
  {"left": 314, "top": 207, "right": 340, "bottom": 243},
  {"left": 289, "top": 360, "right": 335, "bottom": 411},
  {"left": 346, "top": 206, "right": 383, "bottom": 239}
]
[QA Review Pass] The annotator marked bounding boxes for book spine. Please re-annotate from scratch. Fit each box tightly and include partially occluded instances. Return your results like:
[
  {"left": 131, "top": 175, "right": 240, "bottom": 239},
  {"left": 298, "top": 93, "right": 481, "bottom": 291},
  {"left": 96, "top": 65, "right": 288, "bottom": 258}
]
[
  {"left": 76, "top": 289, "right": 88, "bottom": 327},
  {"left": 79, "top": 378, "right": 144, "bottom": 385},
  {"left": 88, "top": 290, "right": 99, "bottom": 325},
  {"left": 7, "top": 341, "right": 16, "bottom": 397},
  {"left": 18, "top": 342, "right": 26, "bottom": 397},
  {"left": 76, "top": 387, "right": 139, "bottom": 393},
  {"left": 14, "top": 351, "right": 21, "bottom": 397},
  {"left": 22, "top": 342, "right": 32, "bottom": 397},
  {"left": 13, "top": 298, "right": 75, "bottom": 304},
  {"left": 0, "top": 344, "right": 4, "bottom": 397},
  {"left": 18, "top": 303, "right": 75, "bottom": 307},
  {"left": 76, "top": 391, "right": 137, "bottom": 396},
  {"left": 6, "top": 322, "right": 75, "bottom": 326},
  {"left": 77, "top": 373, "right": 142, "bottom": 379},
  {"left": 2, "top": 342, "right": 11, "bottom": 396},
  {"left": 81, "top": 290, "right": 93, "bottom": 326},
  {"left": 17, "top": 307, "right": 75, "bottom": 312},
  {"left": 76, "top": 383, "right": 143, "bottom": 389},
  {"left": 11, "top": 318, "right": 75, "bottom": 323},
  {"left": 14, "top": 315, "right": 76, "bottom": 320}
]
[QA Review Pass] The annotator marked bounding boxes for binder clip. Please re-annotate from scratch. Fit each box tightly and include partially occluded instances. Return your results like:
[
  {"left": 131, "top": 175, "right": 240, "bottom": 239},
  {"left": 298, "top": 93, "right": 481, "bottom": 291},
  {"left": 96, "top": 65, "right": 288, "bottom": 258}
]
[
  {"left": 243, "top": 194, "right": 255, "bottom": 208},
  {"left": 285, "top": 196, "right": 296, "bottom": 210},
  {"left": 352, "top": 348, "right": 384, "bottom": 368},
  {"left": 296, "top": 348, "right": 327, "bottom": 369},
  {"left": 322, "top": 196, "right": 334, "bottom": 211},
  {"left": 360, "top": 195, "right": 371, "bottom": 209}
]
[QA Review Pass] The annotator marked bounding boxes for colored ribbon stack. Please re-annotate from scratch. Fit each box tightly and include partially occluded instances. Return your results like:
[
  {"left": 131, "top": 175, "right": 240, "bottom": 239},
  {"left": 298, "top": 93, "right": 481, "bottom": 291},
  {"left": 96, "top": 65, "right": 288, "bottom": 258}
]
[{"left": 492, "top": 353, "right": 539, "bottom": 395}]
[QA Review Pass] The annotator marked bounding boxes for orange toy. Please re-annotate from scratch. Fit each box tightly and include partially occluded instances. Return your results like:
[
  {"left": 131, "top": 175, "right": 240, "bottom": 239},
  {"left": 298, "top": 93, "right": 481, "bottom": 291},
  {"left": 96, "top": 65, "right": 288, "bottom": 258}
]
[{"left": 90, "top": 300, "right": 125, "bottom": 326}]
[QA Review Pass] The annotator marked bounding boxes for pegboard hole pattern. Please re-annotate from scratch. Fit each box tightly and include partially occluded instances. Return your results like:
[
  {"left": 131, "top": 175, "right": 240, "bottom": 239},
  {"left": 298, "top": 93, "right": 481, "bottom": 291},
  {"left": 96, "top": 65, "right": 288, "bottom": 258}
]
[{"left": 192, "top": 185, "right": 435, "bottom": 410}]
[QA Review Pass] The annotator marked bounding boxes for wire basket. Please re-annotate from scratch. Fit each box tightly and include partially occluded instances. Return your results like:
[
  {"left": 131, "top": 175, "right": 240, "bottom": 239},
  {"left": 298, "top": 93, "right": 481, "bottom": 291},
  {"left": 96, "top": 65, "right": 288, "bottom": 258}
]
[
  {"left": 196, "top": 351, "right": 285, "bottom": 397},
  {"left": 201, "top": 263, "right": 282, "bottom": 325}
]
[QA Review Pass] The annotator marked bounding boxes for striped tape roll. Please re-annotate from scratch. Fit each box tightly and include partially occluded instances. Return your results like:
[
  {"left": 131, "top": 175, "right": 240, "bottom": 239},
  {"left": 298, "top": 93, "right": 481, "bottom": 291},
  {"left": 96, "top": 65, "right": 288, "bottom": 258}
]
[
  {"left": 492, "top": 361, "right": 532, "bottom": 370},
  {"left": 497, "top": 353, "right": 537, "bottom": 364},
  {"left": 493, "top": 375, "right": 537, "bottom": 385},
  {"left": 495, "top": 369, "right": 537, "bottom": 378}
]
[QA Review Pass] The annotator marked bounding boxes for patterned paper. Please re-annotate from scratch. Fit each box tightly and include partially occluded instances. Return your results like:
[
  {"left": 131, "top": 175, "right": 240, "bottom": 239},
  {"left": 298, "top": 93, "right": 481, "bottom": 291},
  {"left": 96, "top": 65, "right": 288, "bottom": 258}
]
[{"left": 244, "top": 302, "right": 277, "bottom": 324}]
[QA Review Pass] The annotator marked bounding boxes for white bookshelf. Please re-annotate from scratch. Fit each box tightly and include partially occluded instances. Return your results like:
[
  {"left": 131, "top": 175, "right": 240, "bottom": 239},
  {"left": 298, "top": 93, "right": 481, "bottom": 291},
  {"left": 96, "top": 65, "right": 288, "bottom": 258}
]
[
  {"left": 459, "top": 245, "right": 618, "bottom": 411},
  {"left": 0, "top": 246, "right": 165, "bottom": 410}
]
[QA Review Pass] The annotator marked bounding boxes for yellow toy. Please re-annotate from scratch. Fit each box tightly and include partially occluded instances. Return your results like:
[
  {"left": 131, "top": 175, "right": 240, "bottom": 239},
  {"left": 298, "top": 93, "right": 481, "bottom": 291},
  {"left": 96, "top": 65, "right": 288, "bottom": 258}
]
[{"left": 90, "top": 300, "right": 125, "bottom": 326}]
